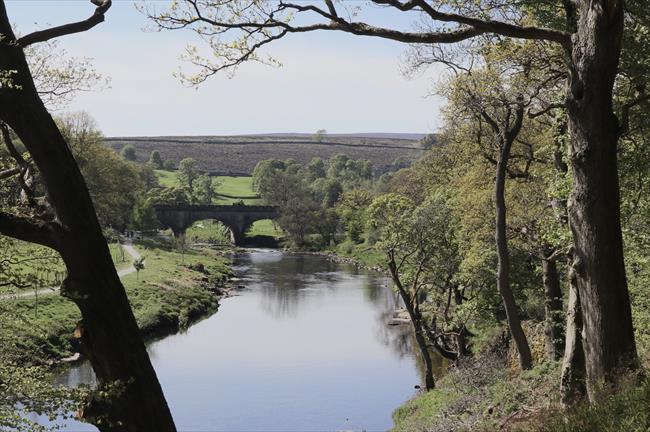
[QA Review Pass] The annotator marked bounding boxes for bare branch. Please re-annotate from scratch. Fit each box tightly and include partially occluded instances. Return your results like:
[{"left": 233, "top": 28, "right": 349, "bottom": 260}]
[
  {"left": 0, "top": 122, "right": 38, "bottom": 207},
  {"left": 529, "top": 102, "right": 565, "bottom": 118},
  {"left": 410, "top": 0, "right": 570, "bottom": 46},
  {"left": 145, "top": 0, "right": 572, "bottom": 82},
  {"left": 0, "top": 167, "right": 19, "bottom": 180},
  {"left": 17, "top": 0, "right": 112, "bottom": 47},
  {"left": 323, "top": 0, "right": 339, "bottom": 18}
]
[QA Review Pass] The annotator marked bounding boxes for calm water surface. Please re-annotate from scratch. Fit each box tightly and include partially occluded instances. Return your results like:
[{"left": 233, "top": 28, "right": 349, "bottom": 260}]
[{"left": 48, "top": 251, "right": 424, "bottom": 431}]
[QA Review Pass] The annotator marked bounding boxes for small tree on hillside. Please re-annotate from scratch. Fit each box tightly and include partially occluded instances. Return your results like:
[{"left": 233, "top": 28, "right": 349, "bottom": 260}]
[
  {"left": 120, "top": 144, "right": 136, "bottom": 161},
  {"left": 195, "top": 174, "right": 217, "bottom": 204},
  {"left": 149, "top": 150, "right": 163, "bottom": 169},
  {"left": 178, "top": 157, "right": 198, "bottom": 199},
  {"left": 163, "top": 159, "right": 176, "bottom": 171},
  {"left": 175, "top": 234, "right": 188, "bottom": 264},
  {"left": 313, "top": 129, "right": 327, "bottom": 142},
  {"left": 133, "top": 256, "right": 145, "bottom": 281}
]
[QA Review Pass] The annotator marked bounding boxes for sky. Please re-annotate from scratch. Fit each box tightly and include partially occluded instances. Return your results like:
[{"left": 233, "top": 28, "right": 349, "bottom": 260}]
[{"left": 6, "top": 1, "right": 445, "bottom": 137}]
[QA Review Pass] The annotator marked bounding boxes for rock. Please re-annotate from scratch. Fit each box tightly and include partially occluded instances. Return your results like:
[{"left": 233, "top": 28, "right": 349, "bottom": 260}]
[
  {"left": 61, "top": 352, "right": 81, "bottom": 363},
  {"left": 388, "top": 308, "right": 411, "bottom": 325}
]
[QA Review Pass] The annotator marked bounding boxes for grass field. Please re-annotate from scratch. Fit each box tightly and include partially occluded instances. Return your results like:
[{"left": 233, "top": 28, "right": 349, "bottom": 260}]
[
  {"left": 156, "top": 169, "right": 180, "bottom": 188},
  {"left": 186, "top": 220, "right": 230, "bottom": 244},
  {"left": 155, "top": 171, "right": 263, "bottom": 205},
  {"left": 1, "top": 244, "right": 231, "bottom": 363}
]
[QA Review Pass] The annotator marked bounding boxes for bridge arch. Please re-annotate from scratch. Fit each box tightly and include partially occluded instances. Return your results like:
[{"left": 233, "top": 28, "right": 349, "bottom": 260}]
[{"left": 153, "top": 204, "right": 279, "bottom": 246}]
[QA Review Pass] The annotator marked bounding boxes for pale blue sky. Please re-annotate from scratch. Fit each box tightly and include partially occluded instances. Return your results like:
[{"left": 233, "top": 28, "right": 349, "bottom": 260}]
[{"left": 6, "top": 1, "right": 444, "bottom": 136}]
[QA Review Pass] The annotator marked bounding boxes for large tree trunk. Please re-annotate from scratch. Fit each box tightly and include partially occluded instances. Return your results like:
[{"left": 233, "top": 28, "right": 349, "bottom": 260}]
[
  {"left": 495, "top": 138, "right": 533, "bottom": 370},
  {"left": 542, "top": 254, "right": 564, "bottom": 361},
  {"left": 566, "top": 0, "right": 638, "bottom": 397},
  {"left": 0, "top": 4, "right": 177, "bottom": 431}
]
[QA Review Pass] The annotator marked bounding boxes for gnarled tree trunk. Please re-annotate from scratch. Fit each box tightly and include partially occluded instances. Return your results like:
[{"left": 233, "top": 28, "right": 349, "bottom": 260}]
[
  {"left": 0, "top": 3, "right": 177, "bottom": 431},
  {"left": 387, "top": 262, "right": 435, "bottom": 390},
  {"left": 566, "top": 0, "right": 638, "bottom": 397}
]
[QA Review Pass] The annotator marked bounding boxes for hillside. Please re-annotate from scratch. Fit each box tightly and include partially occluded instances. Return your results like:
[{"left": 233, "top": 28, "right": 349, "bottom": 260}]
[{"left": 104, "top": 134, "right": 427, "bottom": 175}]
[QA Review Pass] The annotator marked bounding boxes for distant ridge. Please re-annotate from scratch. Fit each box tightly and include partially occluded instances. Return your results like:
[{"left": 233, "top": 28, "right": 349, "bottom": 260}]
[
  {"left": 105, "top": 134, "right": 428, "bottom": 176},
  {"left": 240, "top": 132, "right": 428, "bottom": 140}
]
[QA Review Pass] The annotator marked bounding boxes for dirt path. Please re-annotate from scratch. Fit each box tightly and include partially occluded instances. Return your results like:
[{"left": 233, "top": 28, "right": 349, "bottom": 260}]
[{"left": 0, "top": 243, "right": 142, "bottom": 300}]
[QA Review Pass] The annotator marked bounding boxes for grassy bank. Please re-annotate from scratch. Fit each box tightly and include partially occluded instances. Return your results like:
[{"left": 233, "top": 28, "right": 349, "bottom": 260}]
[
  {"left": 1, "top": 243, "right": 232, "bottom": 365},
  {"left": 330, "top": 239, "right": 386, "bottom": 270},
  {"left": 392, "top": 348, "right": 561, "bottom": 431}
]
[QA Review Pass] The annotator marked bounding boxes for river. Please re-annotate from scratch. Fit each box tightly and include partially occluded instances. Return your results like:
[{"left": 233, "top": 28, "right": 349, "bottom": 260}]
[{"left": 45, "top": 250, "right": 427, "bottom": 431}]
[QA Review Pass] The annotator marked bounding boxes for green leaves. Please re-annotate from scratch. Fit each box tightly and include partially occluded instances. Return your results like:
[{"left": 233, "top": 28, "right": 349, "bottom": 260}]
[{"left": 0, "top": 362, "right": 86, "bottom": 432}]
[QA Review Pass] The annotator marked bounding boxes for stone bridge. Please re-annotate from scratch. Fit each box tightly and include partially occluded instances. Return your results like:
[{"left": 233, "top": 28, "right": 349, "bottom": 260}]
[{"left": 154, "top": 204, "right": 279, "bottom": 245}]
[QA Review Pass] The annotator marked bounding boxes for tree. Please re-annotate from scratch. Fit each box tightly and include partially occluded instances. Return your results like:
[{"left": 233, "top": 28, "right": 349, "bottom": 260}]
[
  {"left": 58, "top": 112, "right": 145, "bottom": 230},
  {"left": 443, "top": 64, "right": 539, "bottom": 369},
  {"left": 320, "top": 178, "right": 343, "bottom": 208},
  {"left": 305, "top": 157, "right": 326, "bottom": 181},
  {"left": 154, "top": 186, "right": 192, "bottom": 205},
  {"left": 25, "top": 38, "right": 109, "bottom": 110},
  {"left": 368, "top": 193, "right": 467, "bottom": 389},
  {"left": 194, "top": 174, "right": 216, "bottom": 204},
  {"left": 120, "top": 143, "right": 136, "bottom": 162},
  {"left": 336, "top": 189, "right": 374, "bottom": 244},
  {"left": 139, "top": 162, "right": 159, "bottom": 190},
  {"left": 252, "top": 159, "right": 286, "bottom": 195},
  {"left": 327, "top": 153, "right": 349, "bottom": 179},
  {"left": 419, "top": 134, "right": 437, "bottom": 150},
  {"left": 175, "top": 233, "right": 188, "bottom": 263},
  {"left": 178, "top": 157, "right": 198, "bottom": 199},
  {"left": 131, "top": 195, "right": 160, "bottom": 231},
  {"left": 163, "top": 159, "right": 176, "bottom": 171},
  {"left": 368, "top": 193, "right": 436, "bottom": 390},
  {"left": 133, "top": 256, "right": 145, "bottom": 281},
  {"left": 149, "top": 150, "right": 163, "bottom": 169},
  {"left": 313, "top": 129, "right": 327, "bottom": 142},
  {"left": 145, "top": 0, "right": 643, "bottom": 397},
  {"left": 0, "top": 2, "right": 176, "bottom": 430}
]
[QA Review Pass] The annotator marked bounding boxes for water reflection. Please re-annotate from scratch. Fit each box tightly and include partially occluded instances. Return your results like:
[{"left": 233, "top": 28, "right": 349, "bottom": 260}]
[{"left": 47, "top": 250, "right": 424, "bottom": 432}]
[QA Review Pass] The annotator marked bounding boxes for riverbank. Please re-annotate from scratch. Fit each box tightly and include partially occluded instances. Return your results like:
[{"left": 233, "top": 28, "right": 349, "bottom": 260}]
[
  {"left": 0, "top": 243, "right": 233, "bottom": 367},
  {"left": 291, "top": 240, "right": 388, "bottom": 274},
  {"left": 392, "top": 347, "right": 650, "bottom": 432}
]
